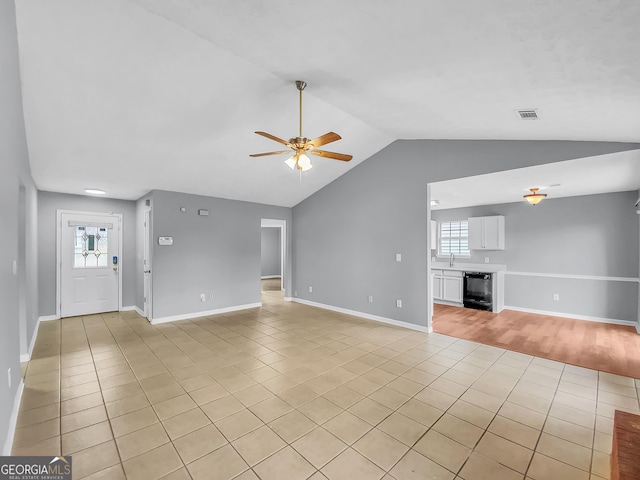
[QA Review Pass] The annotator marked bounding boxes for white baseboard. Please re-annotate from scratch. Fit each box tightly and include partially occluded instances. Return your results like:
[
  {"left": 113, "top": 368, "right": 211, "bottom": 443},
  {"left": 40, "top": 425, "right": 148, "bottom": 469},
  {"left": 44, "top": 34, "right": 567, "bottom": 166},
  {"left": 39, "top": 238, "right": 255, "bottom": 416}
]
[
  {"left": 261, "top": 275, "right": 282, "bottom": 280},
  {"left": 292, "top": 298, "right": 429, "bottom": 333},
  {"left": 151, "top": 302, "right": 262, "bottom": 325},
  {"left": 38, "top": 314, "right": 59, "bottom": 322},
  {"left": 503, "top": 305, "right": 637, "bottom": 327},
  {"left": 283, "top": 297, "right": 293, "bottom": 302},
  {"left": 636, "top": 323, "right": 640, "bottom": 334},
  {"left": 3, "top": 379, "right": 24, "bottom": 455},
  {"left": 134, "top": 306, "right": 145, "bottom": 317}
]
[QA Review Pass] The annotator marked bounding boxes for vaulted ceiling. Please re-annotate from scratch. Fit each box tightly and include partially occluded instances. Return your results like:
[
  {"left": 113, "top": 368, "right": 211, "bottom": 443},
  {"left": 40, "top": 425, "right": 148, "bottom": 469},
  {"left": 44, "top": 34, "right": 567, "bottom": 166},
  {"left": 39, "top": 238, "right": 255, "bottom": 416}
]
[{"left": 15, "top": 0, "right": 640, "bottom": 206}]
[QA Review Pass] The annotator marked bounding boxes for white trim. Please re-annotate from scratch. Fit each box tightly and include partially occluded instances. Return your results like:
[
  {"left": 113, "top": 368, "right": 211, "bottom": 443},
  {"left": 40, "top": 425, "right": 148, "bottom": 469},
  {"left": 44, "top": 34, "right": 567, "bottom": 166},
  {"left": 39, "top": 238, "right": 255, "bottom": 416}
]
[
  {"left": 150, "top": 302, "right": 262, "bottom": 325},
  {"left": 134, "top": 306, "right": 145, "bottom": 317},
  {"left": 3, "top": 380, "right": 24, "bottom": 455},
  {"left": 261, "top": 275, "right": 281, "bottom": 280},
  {"left": 503, "top": 305, "right": 637, "bottom": 326},
  {"left": 292, "top": 298, "right": 430, "bottom": 333},
  {"left": 119, "top": 305, "right": 136, "bottom": 311},
  {"left": 56, "top": 210, "right": 124, "bottom": 318},
  {"left": 283, "top": 297, "right": 293, "bottom": 302},
  {"left": 38, "top": 314, "right": 59, "bottom": 322},
  {"left": 21, "top": 316, "right": 42, "bottom": 362},
  {"left": 505, "top": 270, "right": 639, "bottom": 283}
]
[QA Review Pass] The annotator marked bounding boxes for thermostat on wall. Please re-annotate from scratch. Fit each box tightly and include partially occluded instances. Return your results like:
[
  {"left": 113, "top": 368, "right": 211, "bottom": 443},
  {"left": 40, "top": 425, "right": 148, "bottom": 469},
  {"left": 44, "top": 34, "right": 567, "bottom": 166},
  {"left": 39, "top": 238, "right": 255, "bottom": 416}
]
[
  {"left": 198, "top": 209, "right": 209, "bottom": 216},
  {"left": 158, "top": 236, "right": 173, "bottom": 246}
]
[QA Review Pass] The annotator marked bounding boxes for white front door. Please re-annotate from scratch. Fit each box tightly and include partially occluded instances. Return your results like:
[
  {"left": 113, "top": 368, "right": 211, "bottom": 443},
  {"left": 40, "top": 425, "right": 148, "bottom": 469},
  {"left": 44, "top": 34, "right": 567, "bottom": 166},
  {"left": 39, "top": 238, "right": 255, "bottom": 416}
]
[{"left": 60, "top": 212, "right": 120, "bottom": 317}]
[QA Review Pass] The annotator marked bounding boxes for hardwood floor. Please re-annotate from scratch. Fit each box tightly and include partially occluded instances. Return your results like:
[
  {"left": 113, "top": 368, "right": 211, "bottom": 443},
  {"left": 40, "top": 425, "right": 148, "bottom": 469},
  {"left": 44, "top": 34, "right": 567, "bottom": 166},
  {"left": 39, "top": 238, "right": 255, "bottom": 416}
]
[{"left": 433, "top": 303, "right": 640, "bottom": 379}]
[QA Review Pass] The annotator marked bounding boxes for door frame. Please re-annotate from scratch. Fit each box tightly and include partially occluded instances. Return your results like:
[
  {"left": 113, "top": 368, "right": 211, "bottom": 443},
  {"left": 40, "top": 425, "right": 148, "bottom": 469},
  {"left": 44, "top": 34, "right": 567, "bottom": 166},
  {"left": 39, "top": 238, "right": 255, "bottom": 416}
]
[
  {"left": 56, "top": 209, "right": 123, "bottom": 319},
  {"left": 143, "top": 207, "right": 152, "bottom": 321},
  {"left": 261, "top": 218, "right": 286, "bottom": 292}
]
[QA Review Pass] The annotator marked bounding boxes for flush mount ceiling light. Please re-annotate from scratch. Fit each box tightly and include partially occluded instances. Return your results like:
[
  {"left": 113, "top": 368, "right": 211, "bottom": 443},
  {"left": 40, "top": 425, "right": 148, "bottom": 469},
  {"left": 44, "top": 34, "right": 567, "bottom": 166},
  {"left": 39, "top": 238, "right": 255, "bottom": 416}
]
[
  {"left": 250, "top": 80, "right": 352, "bottom": 172},
  {"left": 84, "top": 188, "right": 106, "bottom": 195},
  {"left": 523, "top": 187, "right": 547, "bottom": 206}
]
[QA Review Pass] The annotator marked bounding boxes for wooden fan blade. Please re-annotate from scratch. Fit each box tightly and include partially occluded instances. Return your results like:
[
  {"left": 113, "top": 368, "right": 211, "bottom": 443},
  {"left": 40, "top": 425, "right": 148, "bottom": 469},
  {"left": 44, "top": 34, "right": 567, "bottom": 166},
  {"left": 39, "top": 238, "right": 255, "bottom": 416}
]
[
  {"left": 308, "top": 132, "right": 341, "bottom": 148},
  {"left": 255, "top": 131, "right": 293, "bottom": 147},
  {"left": 250, "top": 150, "right": 291, "bottom": 157},
  {"left": 310, "top": 149, "right": 352, "bottom": 162}
]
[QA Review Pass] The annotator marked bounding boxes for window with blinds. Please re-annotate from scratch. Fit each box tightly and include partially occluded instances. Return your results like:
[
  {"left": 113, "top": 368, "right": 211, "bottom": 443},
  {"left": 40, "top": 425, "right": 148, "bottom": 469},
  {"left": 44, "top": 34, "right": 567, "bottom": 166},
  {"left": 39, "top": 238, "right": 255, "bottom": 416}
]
[{"left": 439, "top": 220, "right": 470, "bottom": 256}]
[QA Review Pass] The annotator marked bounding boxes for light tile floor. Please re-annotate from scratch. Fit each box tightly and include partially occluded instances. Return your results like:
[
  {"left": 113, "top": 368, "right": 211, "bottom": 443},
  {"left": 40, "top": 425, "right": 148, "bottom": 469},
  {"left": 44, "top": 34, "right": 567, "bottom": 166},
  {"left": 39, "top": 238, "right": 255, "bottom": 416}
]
[{"left": 13, "top": 289, "right": 640, "bottom": 479}]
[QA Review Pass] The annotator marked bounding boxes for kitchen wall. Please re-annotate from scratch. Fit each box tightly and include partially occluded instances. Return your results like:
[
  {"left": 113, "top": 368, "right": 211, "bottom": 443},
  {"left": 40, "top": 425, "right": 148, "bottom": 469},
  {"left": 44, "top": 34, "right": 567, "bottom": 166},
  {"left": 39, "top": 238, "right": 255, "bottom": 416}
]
[
  {"left": 261, "top": 227, "right": 281, "bottom": 278},
  {"left": 37, "top": 192, "right": 138, "bottom": 316},
  {"left": 1, "top": 0, "right": 39, "bottom": 454},
  {"left": 292, "top": 140, "right": 640, "bottom": 329},
  {"left": 149, "top": 190, "right": 291, "bottom": 321},
  {"left": 432, "top": 191, "right": 639, "bottom": 322}
]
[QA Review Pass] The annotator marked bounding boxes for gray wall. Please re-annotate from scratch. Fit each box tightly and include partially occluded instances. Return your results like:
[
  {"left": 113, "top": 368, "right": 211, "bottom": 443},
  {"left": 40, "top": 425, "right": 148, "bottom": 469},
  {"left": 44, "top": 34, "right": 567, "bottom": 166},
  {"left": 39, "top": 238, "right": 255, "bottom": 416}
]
[
  {"left": 292, "top": 140, "right": 640, "bottom": 327},
  {"left": 149, "top": 190, "right": 291, "bottom": 319},
  {"left": 37, "top": 192, "right": 137, "bottom": 316},
  {"left": 261, "top": 227, "right": 281, "bottom": 277},
  {"left": 432, "top": 191, "right": 639, "bottom": 321},
  {"left": 1, "top": 0, "right": 39, "bottom": 453}
]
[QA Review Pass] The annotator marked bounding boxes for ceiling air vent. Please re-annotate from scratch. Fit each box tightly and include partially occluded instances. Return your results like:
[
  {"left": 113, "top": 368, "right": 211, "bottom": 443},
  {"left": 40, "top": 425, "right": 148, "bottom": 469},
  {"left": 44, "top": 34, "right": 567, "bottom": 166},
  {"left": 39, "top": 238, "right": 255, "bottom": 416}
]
[{"left": 516, "top": 109, "right": 539, "bottom": 120}]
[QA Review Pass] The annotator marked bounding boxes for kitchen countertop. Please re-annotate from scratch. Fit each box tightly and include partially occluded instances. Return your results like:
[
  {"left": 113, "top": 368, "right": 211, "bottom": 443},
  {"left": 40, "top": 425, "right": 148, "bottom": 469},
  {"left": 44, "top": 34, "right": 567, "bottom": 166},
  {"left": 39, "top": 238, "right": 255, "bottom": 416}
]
[{"left": 431, "top": 262, "right": 506, "bottom": 273}]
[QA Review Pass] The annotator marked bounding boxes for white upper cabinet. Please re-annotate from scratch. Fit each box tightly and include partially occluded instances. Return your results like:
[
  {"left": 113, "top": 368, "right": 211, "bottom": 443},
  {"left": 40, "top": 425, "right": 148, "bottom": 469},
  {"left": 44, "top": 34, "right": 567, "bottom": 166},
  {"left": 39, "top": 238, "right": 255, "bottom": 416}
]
[{"left": 468, "top": 215, "right": 505, "bottom": 250}]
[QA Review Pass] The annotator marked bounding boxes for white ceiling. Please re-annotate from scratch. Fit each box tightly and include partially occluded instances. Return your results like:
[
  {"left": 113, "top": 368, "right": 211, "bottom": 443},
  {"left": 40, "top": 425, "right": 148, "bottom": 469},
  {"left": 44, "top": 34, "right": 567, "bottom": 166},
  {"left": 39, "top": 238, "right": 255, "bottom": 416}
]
[
  {"left": 430, "top": 149, "right": 640, "bottom": 210},
  {"left": 14, "top": 0, "right": 640, "bottom": 207}
]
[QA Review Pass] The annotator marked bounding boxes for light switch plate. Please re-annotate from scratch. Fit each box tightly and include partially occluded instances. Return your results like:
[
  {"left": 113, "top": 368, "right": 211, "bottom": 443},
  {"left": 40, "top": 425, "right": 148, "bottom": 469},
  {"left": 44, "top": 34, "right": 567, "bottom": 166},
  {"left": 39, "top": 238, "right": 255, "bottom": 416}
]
[
  {"left": 396, "top": 299, "right": 402, "bottom": 308},
  {"left": 396, "top": 254, "right": 402, "bottom": 262}
]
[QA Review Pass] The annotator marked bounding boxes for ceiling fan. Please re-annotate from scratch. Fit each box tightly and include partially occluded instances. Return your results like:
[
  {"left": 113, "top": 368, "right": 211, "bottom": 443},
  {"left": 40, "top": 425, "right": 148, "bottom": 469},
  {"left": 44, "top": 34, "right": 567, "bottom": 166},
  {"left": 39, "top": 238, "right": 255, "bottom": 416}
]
[{"left": 250, "top": 80, "right": 352, "bottom": 171}]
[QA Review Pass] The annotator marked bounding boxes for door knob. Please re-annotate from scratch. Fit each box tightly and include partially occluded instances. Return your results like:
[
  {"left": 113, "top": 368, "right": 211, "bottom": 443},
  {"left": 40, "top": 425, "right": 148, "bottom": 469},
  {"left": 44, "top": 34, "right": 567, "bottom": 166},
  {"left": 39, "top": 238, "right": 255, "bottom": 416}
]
[
  {"left": 113, "top": 267, "right": 118, "bottom": 272},
  {"left": 144, "top": 269, "right": 151, "bottom": 274}
]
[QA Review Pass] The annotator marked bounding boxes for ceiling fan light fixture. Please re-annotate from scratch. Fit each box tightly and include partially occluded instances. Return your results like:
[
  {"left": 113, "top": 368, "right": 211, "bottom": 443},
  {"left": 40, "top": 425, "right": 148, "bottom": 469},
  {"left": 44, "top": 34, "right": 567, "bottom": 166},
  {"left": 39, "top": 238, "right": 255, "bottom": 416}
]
[
  {"left": 250, "top": 80, "right": 352, "bottom": 170},
  {"left": 285, "top": 156, "right": 297, "bottom": 170},
  {"left": 523, "top": 187, "right": 547, "bottom": 206},
  {"left": 297, "top": 154, "right": 313, "bottom": 171}
]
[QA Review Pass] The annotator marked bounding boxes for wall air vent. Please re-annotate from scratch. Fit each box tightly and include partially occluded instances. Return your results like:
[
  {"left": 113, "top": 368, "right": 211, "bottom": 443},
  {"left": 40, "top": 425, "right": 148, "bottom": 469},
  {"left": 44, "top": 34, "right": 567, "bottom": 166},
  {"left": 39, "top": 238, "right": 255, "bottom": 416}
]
[{"left": 516, "top": 109, "right": 539, "bottom": 120}]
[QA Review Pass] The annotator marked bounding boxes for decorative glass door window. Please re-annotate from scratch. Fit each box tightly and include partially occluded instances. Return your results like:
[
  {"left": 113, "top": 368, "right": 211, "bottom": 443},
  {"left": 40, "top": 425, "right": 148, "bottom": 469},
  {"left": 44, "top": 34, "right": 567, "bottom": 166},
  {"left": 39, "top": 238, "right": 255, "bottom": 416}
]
[{"left": 74, "top": 226, "right": 109, "bottom": 268}]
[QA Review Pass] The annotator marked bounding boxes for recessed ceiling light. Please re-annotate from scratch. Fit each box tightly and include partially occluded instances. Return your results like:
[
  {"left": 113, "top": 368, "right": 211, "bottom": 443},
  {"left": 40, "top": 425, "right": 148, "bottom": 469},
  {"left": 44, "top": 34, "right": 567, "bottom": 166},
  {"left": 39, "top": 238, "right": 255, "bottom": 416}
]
[
  {"left": 430, "top": 199, "right": 440, "bottom": 206},
  {"left": 85, "top": 188, "right": 106, "bottom": 195}
]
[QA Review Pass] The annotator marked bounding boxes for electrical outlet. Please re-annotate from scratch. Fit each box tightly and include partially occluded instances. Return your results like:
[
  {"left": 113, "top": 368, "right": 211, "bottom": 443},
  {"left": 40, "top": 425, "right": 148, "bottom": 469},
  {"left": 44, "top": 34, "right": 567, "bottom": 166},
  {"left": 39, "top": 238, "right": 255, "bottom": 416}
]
[
  {"left": 396, "top": 299, "right": 402, "bottom": 308},
  {"left": 308, "top": 286, "right": 313, "bottom": 293},
  {"left": 200, "top": 293, "right": 206, "bottom": 302},
  {"left": 7, "top": 368, "right": 11, "bottom": 388},
  {"left": 553, "top": 293, "right": 560, "bottom": 301},
  {"left": 396, "top": 253, "right": 402, "bottom": 262},
  {"left": 368, "top": 296, "right": 374, "bottom": 303},
  {"left": 485, "top": 257, "right": 490, "bottom": 263}
]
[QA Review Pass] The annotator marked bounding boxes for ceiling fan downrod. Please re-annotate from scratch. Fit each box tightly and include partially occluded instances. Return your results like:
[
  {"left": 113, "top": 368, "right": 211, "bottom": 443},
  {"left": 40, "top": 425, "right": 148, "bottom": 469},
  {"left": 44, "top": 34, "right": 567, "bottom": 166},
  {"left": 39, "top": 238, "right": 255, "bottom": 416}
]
[{"left": 296, "top": 80, "right": 306, "bottom": 138}]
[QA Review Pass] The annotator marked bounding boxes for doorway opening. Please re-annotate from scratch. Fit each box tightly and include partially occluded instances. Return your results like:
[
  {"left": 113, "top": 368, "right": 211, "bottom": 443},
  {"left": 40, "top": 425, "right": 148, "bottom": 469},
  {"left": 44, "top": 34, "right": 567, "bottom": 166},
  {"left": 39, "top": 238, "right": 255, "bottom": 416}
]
[{"left": 260, "top": 219, "right": 286, "bottom": 300}]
